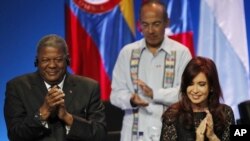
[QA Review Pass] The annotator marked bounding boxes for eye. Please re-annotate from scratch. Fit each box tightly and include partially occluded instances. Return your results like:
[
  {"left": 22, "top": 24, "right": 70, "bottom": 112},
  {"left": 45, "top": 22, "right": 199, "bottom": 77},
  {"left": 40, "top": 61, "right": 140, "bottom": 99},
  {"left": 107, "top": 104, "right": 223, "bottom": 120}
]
[
  {"left": 141, "top": 23, "right": 149, "bottom": 28},
  {"left": 41, "top": 59, "right": 49, "bottom": 64},
  {"left": 198, "top": 82, "right": 206, "bottom": 87},
  {"left": 153, "top": 21, "right": 162, "bottom": 27},
  {"left": 55, "top": 58, "right": 64, "bottom": 63}
]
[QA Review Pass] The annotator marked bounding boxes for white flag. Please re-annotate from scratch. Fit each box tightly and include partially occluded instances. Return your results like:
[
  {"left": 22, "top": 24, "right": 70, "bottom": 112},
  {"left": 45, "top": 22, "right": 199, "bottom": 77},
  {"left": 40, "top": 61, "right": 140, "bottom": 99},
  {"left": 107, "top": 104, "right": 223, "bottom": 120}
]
[{"left": 198, "top": 0, "right": 250, "bottom": 120}]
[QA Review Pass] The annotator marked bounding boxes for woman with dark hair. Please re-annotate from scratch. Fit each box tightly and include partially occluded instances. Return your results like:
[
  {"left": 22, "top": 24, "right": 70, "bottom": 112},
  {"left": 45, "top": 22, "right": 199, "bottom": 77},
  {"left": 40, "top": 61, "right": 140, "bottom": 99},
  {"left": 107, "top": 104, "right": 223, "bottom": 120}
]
[{"left": 160, "top": 56, "right": 235, "bottom": 141}]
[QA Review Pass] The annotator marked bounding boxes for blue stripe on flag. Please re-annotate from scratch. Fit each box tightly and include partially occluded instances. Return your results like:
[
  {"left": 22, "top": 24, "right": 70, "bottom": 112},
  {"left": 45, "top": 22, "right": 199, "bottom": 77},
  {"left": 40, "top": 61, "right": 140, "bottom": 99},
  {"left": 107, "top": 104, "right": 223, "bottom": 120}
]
[{"left": 198, "top": 0, "right": 250, "bottom": 120}]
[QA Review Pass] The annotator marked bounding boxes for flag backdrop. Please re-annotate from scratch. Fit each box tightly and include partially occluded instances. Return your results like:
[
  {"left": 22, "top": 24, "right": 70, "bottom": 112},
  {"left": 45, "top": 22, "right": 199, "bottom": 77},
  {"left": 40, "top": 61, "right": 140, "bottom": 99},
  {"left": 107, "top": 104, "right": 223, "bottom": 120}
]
[
  {"left": 198, "top": 0, "right": 250, "bottom": 119},
  {"left": 65, "top": 0, "right": 194, "bottom": 101}
]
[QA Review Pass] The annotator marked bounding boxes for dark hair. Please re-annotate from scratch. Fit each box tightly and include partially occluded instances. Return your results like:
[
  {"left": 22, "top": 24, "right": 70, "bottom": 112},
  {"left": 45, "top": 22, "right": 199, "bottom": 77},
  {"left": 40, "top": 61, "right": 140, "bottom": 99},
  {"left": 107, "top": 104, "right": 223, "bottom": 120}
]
[
  {"left": 180, "top": 56, "right": 223, "bottom": 105},
  {"left": 163, "top": 56, "right": 226, "bottom": 135},
  {"left": 139, "top": 0, "right": 168, "bottom": 21}
]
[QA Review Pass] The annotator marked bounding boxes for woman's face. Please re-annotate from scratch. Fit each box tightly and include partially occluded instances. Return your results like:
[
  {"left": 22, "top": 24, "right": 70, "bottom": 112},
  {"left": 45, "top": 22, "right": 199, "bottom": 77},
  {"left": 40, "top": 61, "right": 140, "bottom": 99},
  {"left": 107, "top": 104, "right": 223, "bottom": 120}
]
[{"left": 186, "top": 72, "right": 210, "bottom": 110}]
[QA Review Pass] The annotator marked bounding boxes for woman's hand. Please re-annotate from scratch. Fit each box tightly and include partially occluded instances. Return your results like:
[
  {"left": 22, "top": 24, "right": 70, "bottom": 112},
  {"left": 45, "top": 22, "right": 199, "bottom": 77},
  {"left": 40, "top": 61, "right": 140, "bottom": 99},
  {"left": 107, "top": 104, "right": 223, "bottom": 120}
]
[
  {"left": 196, "top": 116, "right": 207, "bottom": 141},
  {"left": 196, "top": 110, "right": 220, "bottom": 141},
  {"left": 205, "top": 110, "right": 220, "bottom": 141}
]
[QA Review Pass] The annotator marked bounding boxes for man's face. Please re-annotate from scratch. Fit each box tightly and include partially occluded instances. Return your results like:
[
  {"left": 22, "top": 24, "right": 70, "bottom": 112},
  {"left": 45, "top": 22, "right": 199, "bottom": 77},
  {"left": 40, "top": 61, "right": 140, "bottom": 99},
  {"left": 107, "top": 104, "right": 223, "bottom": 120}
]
[
  {"left": 140, "top": 4, "right": 168, "bottom": 48},
  {"left": 37, "top": 46, "right": 67, "bottom": 85}
]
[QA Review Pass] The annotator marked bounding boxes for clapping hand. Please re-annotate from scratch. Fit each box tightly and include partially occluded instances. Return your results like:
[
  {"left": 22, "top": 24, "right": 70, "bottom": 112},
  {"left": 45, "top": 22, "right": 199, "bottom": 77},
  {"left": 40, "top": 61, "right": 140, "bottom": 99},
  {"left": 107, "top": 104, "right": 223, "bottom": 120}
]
[
  {"left": 39, "top": 85, "right": 65, "bottom": 120},
  {"left": 196, "top": 113, "right": 207, "bottom": 141},
  {"left": 135, "top": 79, "right": 153, "bottom": 99},
  {"left": 196, "top": 110, "right": 220, "bottom": 141},
  {"left": 130, "top": 93, "right": 149, "bottom": 107}
]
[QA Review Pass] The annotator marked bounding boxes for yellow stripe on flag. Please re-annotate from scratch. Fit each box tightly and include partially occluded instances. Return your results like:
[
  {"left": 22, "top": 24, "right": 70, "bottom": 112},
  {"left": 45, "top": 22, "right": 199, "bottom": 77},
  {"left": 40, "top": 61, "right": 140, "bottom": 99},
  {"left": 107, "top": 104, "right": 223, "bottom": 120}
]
[{"left": 119, "top": 0, "right": 135, "bottom": 36}]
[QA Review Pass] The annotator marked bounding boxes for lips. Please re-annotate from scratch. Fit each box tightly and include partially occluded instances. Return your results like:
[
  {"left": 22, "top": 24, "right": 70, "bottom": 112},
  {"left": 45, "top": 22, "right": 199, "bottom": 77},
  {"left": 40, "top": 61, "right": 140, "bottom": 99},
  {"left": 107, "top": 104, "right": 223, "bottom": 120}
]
[
  {"left": 46, "top": 71, "right": 58, "bottom": 76},
  {"left": 147, "top": 35, "right": 157, "bottom": 40},
  {"left": 191, "top": 94, "right": 202, "bottom": 100}
]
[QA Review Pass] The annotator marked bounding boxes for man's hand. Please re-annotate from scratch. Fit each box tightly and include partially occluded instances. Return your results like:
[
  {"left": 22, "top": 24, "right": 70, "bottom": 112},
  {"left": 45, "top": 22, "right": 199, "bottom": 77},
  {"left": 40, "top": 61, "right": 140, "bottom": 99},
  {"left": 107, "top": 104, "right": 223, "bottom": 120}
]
[
  {"left": 136, "top": 79, "right": 153, "bottom": 99},
  {"left": 130, "top": 93, "right": 149, "bottom": 107},
  {"left": 39, "top": 86, "right": 65, "bottom": 120},
  {"left": 58, "top": 102, "right": 73, "bottom": 126}
]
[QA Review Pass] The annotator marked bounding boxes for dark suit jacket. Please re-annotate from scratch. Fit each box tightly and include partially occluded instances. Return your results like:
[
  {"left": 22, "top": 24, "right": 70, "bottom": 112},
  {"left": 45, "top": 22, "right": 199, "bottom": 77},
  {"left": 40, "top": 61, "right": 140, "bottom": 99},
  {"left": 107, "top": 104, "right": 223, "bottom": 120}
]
[{"left": 4, "top": 71, "right": 107, "bottom": 141}]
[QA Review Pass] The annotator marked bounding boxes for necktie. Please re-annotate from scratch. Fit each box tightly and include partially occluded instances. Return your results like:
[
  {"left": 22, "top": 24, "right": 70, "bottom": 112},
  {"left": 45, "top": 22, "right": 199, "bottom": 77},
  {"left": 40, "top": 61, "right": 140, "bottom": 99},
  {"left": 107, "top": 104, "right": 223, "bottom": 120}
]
[{"left": 50, "top": 85, "right": 60, "bottom": 89}]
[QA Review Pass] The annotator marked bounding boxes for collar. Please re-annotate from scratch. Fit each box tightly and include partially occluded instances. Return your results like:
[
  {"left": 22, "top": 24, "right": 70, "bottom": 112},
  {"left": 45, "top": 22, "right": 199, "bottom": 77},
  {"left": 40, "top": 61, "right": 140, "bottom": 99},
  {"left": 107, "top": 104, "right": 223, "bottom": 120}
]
[
  {"left": 44, "top": 75, "right": 66, "bottom": 89},
  {"left": 141, "top": 37, "right": 172, "bottom": 55}
]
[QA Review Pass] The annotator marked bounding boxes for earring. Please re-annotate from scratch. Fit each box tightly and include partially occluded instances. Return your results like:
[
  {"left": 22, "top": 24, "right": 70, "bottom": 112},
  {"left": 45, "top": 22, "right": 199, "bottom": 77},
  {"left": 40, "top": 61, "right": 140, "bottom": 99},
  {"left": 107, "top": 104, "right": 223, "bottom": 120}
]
[{"left": 210, "top": 89, "right": 213, "bottom": 93}]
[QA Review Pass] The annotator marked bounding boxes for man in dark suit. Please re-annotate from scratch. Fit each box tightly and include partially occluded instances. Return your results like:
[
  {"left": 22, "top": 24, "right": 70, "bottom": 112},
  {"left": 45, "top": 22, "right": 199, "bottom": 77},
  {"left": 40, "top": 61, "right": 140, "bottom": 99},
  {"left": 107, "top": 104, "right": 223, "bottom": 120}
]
[{"left": 4, "top": 34, "right": 107, "bottom": 141}]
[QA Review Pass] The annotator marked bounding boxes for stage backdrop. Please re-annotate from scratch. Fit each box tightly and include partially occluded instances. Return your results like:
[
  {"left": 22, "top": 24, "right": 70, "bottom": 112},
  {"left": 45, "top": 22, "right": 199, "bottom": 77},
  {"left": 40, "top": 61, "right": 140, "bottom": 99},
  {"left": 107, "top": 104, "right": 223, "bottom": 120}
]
[
  {"left": 1, "top": 0, "right": 250, "bottom": 140},
  {"left": 65, "top": 0, "right": 195, "bottom": 101}
]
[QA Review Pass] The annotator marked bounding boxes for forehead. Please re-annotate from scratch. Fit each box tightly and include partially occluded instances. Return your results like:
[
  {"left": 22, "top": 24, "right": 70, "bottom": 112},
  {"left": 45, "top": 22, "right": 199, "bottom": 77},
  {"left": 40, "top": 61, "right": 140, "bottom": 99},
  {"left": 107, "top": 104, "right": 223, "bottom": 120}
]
[
  {"left": 140, "top": 3, "right": 164, "bottom": 21},
  {"left": 37, "top": 46, "right": 64, "bottom": 57},
  {"left": 193, "top": 72, "right": 208, "bottom": 82}
]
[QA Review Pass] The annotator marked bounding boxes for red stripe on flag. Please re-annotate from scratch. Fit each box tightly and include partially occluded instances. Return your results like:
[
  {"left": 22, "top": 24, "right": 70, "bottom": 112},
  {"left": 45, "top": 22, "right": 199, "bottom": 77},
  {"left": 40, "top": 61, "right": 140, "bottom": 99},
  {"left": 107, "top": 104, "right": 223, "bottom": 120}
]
[
  {"left": 65, "top": 6, "right": 111, "bottom": 101},
  {"left": 169, "top": 31, "right": 195, "bottom": 57}
]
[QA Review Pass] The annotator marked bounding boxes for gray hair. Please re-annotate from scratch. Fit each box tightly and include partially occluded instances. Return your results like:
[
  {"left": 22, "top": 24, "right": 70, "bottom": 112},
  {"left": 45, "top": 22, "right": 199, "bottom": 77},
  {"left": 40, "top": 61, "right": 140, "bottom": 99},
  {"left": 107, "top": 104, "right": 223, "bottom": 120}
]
[{"left": 36, "top": 34, "right": 68, "bottom": 56}]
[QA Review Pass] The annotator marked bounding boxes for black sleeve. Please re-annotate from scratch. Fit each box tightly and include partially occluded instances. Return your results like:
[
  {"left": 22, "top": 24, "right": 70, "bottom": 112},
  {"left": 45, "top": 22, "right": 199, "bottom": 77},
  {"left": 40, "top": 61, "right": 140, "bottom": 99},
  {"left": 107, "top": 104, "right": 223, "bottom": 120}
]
[
  {"left": 66, "top": 83, "right": 107, "bottom": 141},
  {"left": 4, "top": 81, "right": 50, "bottom": 141}
]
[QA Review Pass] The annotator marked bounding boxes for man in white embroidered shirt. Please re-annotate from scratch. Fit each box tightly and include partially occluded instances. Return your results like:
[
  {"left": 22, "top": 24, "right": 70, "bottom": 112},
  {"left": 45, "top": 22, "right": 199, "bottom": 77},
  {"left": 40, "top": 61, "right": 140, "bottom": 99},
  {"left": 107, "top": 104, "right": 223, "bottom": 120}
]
[
  {"left": 110, "top": 1, "right": 192, "bottom": 141},
  {"left": 4, "top": 34, "right": 106, "bottom": 141}
]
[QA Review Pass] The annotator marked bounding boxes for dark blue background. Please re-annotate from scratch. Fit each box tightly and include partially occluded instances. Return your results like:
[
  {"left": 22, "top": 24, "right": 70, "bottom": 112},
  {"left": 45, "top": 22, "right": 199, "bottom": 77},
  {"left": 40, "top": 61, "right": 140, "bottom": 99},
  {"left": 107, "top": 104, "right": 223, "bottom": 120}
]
[{"left": 0, "top": 0, "right": 249, "bottom": 140}]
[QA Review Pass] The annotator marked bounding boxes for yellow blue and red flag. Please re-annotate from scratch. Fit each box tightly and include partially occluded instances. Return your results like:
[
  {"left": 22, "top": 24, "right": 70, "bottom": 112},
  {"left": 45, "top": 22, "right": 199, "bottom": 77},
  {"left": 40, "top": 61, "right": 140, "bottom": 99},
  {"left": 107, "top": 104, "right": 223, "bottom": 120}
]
[{"left": 65, "top": 0, "right": 194, "bottom": 100}]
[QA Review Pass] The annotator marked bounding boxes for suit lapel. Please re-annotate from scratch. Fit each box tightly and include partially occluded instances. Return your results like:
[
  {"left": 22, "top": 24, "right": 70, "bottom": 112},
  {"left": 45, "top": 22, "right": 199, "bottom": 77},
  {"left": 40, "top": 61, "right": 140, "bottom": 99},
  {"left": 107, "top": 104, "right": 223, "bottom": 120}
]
[
  {"left": 29, "top": 72, "right": 77, "bottom": 111},
  {"left": 30, "top": 72, "right": 48, "bottom": 109},
  {"left": 63, "top": 74, "right": 77, "bottom": 109}
]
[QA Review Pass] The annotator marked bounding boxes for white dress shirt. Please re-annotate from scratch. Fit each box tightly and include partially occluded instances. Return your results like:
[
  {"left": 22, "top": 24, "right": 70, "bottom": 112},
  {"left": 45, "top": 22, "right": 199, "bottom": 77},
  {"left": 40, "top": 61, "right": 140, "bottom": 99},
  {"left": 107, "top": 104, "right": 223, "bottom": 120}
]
[{"left": 110, "top": 37, "right": 192, "bottom": 141}]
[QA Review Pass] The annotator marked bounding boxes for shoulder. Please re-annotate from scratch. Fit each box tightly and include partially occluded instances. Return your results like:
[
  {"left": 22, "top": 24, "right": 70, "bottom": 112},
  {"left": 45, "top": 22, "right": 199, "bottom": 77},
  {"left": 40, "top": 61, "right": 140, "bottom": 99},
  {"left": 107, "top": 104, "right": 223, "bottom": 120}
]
[
  {"left": 115, "top": 39, "right": 145, "bottom": 64},
  {"left": 67, "top": 74, "right": 98, "bottom": 85},
  {"left": 219, "top": 103, "right": 235, "bottom": 121},
  {"left": 163, "top": 103, "right": 180, "bottom": 124},
  {"left": 7, "top": 72, "right": 38, "bottom": 85},
  {"left": 164, "top": 37, "right": 191, "bottom": 52},
  {"left": 119, "top": 39, "right": 145, "bottom": 54},
  {"left": 66, "top": 74, "right": 101, "bottom": 96},
  {"left": 220, "top": 104, "right": 233, "bottom": 113},
  {"left": 5, "top": 72, "right": 40, "bottom": 92},
  {"left": 163, "top": 37, "right": 192, "bottom": 62},
  {"left": 66, "top": 74, "right": 100, "bottom": 92}
]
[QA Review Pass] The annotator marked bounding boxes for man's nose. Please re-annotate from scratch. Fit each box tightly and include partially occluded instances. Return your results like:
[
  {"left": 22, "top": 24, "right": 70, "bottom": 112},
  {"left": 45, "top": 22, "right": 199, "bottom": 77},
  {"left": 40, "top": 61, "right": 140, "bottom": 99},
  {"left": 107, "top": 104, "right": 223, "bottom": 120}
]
[{"left": 48, "top": 60, "right": 57, "bottom": 67}]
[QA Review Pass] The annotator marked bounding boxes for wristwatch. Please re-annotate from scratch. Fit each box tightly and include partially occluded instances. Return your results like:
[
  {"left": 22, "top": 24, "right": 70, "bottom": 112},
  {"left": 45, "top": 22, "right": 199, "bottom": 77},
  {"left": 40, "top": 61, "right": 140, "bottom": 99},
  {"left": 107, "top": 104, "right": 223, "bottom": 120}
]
[{"left": 34, "top": 111, "right": 47, "bottom": 127}]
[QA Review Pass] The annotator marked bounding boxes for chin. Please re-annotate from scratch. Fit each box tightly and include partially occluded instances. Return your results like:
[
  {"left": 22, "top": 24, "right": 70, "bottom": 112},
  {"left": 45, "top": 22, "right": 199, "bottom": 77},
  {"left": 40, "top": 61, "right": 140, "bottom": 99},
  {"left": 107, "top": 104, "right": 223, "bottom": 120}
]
[
  {"left": 191, "top": 100, "right": 202, "bottom": 104},
  {"left": 147, "top": 41, "right": 162, "bottom": 48},
  {"left": 44, "top": 76, "right": 60, "bottom": 83}
]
